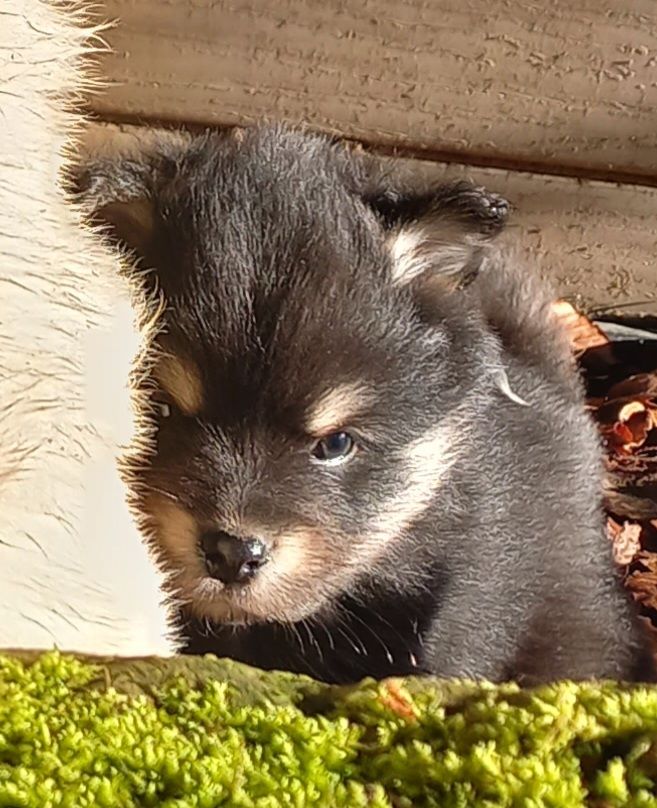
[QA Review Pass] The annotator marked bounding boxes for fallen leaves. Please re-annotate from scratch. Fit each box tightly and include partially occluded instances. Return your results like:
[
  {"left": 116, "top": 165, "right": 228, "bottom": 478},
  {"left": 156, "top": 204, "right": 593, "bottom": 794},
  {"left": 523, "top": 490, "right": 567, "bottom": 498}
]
[{"left": 554, "top": 300, "right": 657, "bottom": 636}]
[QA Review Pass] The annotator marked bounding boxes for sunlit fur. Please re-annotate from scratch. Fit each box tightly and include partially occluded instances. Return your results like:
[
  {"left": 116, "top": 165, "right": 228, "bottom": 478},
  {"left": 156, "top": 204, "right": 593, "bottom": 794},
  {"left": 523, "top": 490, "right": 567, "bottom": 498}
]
[{"left": 0, "top": 0, "right": 178, "bottom": 655}]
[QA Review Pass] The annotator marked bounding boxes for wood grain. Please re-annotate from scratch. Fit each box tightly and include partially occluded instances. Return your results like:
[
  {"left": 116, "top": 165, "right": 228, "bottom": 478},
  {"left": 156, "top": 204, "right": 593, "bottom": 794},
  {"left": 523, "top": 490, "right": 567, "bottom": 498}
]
[
  {"left": 76, "top": 123, "right": 657, "bottom": 316},
  {"left": 91, "top": 0, "right": 657, "bottom": 181}
]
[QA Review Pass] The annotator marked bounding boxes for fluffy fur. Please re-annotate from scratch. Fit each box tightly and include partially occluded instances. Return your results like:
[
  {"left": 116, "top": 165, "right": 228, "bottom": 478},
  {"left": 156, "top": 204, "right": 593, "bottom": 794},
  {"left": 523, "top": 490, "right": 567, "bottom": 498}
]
[
  {"left": 0, "top": 2, "right": 177, "bottom": 654},
  {"left": 76, "top": 125, "right": 655, "bottom": 684}
]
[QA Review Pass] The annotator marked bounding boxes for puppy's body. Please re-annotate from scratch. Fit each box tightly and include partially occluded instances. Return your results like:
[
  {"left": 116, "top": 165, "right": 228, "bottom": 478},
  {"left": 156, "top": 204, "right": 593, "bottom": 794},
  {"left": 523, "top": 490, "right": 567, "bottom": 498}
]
[{"left": 79, "top": 125, "right": 654, "bottom": 684}]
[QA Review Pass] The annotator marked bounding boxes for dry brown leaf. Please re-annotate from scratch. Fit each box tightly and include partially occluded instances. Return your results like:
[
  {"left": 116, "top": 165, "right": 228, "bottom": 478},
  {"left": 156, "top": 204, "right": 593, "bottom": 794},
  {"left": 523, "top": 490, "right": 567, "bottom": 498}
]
[
  {"left": 626, "top": 575, "right": 657, "bottom": 612},
  {"left": 551, "top": 300, "right": 610, "bottom": 354},
  {"left": 607, "top": 517, "right": 642, "bottom": 565},
  {"left": 596, "top": 393, "right": 657, "bottom": 454},
  {"left": 619, "top": 401, "right": 649, "bottom": 422},
  {"left": 600, "top": 412, "right": 652, "bottom": 455},
  {"left": 614, "top": 413, "right": 651, "bottom": 453},
  {"left": 597, "top": 398, "right": 648, "bottom": 425},
  {"left": 607, "top": 372, "right": 657, "bottom": 403},
  {"left": 604, "top": 447, "right": 657, "bottom": 520},
  {"left": 626, "top": 552, "right": 657, "bottom": 614},
  {"left": 633, "top": 552, "right": 657, "bottom": 574}
]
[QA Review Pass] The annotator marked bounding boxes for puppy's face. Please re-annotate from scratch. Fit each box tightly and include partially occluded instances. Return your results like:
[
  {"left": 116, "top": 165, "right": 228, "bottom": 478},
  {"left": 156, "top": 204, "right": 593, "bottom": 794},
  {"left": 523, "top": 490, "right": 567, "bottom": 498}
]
[{"left": 85, "top": 126, "right": 507, "bottom": 624}]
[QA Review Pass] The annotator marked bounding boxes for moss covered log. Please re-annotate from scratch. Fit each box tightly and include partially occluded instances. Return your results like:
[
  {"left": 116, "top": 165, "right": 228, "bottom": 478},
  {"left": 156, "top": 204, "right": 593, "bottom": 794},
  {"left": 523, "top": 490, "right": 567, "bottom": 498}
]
[{"left": 1, "top": 652, "right": 657, "bottom": 806}]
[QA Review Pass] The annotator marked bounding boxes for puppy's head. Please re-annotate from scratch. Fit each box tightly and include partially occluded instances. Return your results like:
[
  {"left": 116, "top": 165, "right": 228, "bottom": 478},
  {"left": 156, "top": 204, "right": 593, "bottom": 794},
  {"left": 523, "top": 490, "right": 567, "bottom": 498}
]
[{"left": 81, "top": 125, "right": 507, "bottom": 624}]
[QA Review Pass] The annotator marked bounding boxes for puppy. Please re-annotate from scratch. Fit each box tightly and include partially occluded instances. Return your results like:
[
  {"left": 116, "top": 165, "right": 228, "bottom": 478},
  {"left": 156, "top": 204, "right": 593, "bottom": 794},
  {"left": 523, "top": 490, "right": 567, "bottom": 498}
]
[{"left": 76, "top": 124, "right": 655, "bottom": 684}]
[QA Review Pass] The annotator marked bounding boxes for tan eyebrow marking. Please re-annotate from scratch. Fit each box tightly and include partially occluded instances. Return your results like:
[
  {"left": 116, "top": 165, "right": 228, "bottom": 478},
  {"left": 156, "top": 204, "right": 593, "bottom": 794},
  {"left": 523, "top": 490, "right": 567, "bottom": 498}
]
[
  {"left": 153, "top": 353, "right": 204, "bottom": 416},
  {"left": 305, "top": 383, "right": 373, "bottom": 435}
]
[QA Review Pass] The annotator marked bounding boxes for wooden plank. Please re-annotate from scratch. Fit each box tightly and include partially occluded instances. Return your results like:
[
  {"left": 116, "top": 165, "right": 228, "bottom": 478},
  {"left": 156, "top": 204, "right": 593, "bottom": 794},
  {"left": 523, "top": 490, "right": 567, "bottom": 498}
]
[
  {"left": 91, "top": 0, "right": 657, "bottom": 181},
  {"left": 76, "top": 123, "right": 657, "bottom": 316}
]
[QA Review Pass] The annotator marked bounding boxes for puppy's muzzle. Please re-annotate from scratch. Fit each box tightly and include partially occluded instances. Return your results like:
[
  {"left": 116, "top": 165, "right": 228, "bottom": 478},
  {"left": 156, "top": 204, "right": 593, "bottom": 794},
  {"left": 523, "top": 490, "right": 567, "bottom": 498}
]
[{"left": 200, "top": 531, "right": 269, "bottom": 585}]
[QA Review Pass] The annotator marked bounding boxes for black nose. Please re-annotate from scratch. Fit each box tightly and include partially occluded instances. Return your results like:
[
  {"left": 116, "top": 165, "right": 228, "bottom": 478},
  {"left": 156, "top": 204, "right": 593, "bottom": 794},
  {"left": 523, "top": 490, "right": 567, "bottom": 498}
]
[{"left": 201, "top": 531, "right": 269, "bottom": 584}]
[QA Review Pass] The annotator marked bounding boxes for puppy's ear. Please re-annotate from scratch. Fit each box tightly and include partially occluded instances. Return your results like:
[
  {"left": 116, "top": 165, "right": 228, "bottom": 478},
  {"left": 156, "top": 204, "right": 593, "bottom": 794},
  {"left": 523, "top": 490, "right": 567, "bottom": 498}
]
[
  {"left": 68, "top": 153, "right": 172, "bottom": 262},
  {"left": 366, "top": 180, "right": 510, "bottom": 291},
  {"left": 92, "top": 196, "right": 156, "bottom": 259}
]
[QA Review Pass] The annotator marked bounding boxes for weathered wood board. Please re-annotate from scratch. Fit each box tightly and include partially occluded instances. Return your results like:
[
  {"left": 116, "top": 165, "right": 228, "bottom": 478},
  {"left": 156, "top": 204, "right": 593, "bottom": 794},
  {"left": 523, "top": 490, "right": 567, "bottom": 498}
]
[
  {"left": 92, "top": 0, "right": 657, "bottom": 181},
  {"left": 78, "top": 123, "right": 657, "bottom": 315}
]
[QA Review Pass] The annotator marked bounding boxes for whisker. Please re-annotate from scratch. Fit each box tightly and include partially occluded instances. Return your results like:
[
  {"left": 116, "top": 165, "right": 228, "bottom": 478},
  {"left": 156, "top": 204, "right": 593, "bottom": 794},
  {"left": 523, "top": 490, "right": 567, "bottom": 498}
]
[
  {"left": 149, "top": 485, "right": 181, "bottom": 503},
  {"left": 342, "top": 591, "right": 426, "bottom": 670},
  {"left": 331, "top": 611, "right": 367, "bottom": 656},
  {"left": 301, "top": 619, "right": 324, "bottom": 663},
  {"left": 342, "top": 606, "right": 395, "bottom": 665},
  {"left": 310, "top": 615, "right": 336, "bottom": 652},
  {"left": 281, "top": 620, "right": 326, "bottom": 680},
  {"left": 289, "top": 621, "right": 307, "bottom": 657},
  {"left": 350, "top": 592, "right": 421, "bottom": 650}
]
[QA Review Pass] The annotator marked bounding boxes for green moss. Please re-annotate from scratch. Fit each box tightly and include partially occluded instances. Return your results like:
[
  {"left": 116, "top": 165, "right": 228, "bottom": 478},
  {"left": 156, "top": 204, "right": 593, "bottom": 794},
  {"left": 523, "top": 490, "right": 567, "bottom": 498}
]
[{"left": 0, "top": 652, "right": 656, "bottom": 806}]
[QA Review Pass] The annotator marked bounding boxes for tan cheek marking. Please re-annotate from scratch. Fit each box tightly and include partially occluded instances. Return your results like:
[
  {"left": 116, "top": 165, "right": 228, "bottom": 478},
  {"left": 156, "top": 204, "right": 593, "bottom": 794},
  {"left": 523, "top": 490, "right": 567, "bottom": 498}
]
[
  {"left": 268, "top": 530, "right": 314, "bottom": 579},
  {"left": 154, "top": 353, "right": 204, "bottom": 416},
  {"left": 362, "top": 412, "right": 469, "bottom": 557},
  {"left": 305, "top": 383, "right": 373, "bottom": 435},
  {"left": 248, "top": 528, "right": 344, "bottom": 623},
  {"left": 143, "top": 494, "right": 203, "bottom": 571}
]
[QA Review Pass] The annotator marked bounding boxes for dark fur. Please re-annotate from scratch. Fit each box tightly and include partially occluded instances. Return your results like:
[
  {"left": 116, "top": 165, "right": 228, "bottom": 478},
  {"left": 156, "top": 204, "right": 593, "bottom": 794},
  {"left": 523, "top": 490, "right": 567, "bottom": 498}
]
[{"left": 77, "top": 124, "right": 655, "bottom": 685}]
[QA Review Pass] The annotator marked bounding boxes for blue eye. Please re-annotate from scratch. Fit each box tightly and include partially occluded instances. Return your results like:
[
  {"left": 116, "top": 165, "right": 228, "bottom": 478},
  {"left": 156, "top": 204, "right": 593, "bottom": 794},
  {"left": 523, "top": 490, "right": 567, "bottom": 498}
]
[{"left": 311, "top": 431, "right": 356, "bottom": 465}]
